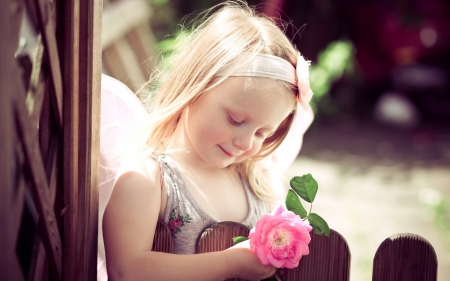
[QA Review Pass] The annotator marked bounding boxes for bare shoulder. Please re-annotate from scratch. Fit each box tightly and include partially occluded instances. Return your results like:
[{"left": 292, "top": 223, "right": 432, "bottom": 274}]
[
  {"left": 103, "top": 155, "right": 163, "bottom": 231},
  {"left": 103, "top": 156, "right": 164, "bottom": 266}
]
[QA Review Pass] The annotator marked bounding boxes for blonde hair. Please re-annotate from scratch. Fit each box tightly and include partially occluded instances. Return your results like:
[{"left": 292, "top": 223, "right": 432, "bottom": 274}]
[{"left": 138, "top": 0, "right": 301, "bottom": 203}]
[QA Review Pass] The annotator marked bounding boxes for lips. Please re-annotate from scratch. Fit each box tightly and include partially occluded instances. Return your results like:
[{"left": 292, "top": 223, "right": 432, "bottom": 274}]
[{"left": 219, "top": 146, "right": 235, "bottom": 157}]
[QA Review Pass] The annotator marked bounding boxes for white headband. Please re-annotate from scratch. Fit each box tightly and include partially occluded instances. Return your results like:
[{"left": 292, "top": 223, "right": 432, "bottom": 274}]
[{"left": 217, "top": 54, "right": 313, "bottom": 110}]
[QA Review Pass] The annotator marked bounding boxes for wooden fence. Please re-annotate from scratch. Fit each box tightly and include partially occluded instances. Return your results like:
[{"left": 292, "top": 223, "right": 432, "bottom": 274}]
[{"left": 152, "top": 220, "right": 438, "bottom": 281}]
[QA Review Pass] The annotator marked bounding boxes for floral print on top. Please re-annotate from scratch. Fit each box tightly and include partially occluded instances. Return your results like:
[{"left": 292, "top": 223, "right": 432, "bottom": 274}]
[{"left": 168, "top": 207, "right": 192, "bottom": 238}]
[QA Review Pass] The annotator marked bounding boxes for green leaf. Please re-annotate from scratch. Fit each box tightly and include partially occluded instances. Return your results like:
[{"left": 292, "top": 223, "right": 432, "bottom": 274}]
[
  {"left": 232, "top": 236, "right": 249, "bottom": 245},
  {"left": 290, "top": 174, "right": 318, "bottom": 203},
  {"left": 308, "top": 213, "right": 330, "bottom": 236},
  {"left": 285, "top": 190, "right": 308, "bottom": 218}
]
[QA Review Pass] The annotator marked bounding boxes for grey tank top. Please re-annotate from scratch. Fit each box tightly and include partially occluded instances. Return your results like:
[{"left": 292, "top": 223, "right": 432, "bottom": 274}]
[{"left": 152, "top": 154, "right": 269, "bottom": 254}]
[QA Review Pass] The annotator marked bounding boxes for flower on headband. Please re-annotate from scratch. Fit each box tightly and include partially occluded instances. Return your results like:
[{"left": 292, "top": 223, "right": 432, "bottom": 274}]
[{"left": 296, "top": 55, "right": 313, "bottom": 111}]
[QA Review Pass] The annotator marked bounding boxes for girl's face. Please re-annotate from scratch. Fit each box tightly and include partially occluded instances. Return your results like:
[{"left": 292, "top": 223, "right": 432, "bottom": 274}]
[{"left": 185, "top": 77, "right": 294, "bottom": 169}]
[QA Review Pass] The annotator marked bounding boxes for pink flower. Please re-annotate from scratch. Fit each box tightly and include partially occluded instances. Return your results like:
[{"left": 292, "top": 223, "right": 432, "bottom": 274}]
[{"left": 248, "top": 205, "right": 312, "bottom": 269}]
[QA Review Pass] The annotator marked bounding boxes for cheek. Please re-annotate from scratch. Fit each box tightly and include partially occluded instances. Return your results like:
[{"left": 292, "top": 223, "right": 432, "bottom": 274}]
[
  {"left": 240, "top": 140, "right": 263, "bottom": 159},
  {"left": 195, "top": 120, "right": 229, "bottom": 145}
]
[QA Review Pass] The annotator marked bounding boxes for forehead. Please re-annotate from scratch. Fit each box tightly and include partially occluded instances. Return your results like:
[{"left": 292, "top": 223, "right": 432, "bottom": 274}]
[
  {"left": 200, "top": 77, "right": 295, "bottom": 126},
  {"left": 209, "top": 77, "right": 296, "bottom": 109}
]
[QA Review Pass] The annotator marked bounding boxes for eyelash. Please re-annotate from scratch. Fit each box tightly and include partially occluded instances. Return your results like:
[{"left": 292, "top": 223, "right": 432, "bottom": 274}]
[
  {"left": 228, "top": 115, "right": 266, "bottom": 139},
  {"left": 228, "top": 115, "right": 244, "bottom": 125},
  {"left": 255, "top": 132, "right": 264, "bottom": 138}
]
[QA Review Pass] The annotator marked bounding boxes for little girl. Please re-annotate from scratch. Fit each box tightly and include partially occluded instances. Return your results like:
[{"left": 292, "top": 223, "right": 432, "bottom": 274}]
[{"left": 102, "top": 1, "right": 314, "bottom": 280}]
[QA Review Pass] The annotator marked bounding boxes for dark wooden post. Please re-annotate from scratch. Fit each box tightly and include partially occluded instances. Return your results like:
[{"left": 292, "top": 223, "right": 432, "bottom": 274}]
[
  {"left": 60, "top": 0, "right": 102, "bottom": 280},
  {"left": 373, "top": 233, "right": 438, "bottom": 281}
]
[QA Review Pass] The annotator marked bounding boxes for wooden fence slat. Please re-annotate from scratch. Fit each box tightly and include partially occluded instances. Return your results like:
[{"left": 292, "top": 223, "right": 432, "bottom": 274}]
[
  {"left": 32, "top": 0, "right": 63, "bottom": 127},
  {"left": 27, "top": 234, "right": 46, "bottom": 281},
  {"left": 10, "top": 168, "right": 26, "bottom": 248},
  {"left": 286, "top": 230, "right": 350, "bottom": 281},
  {"left": 373, "top": 233, "right": 437, "bottom": 281},
  {"left": 196, "top": 222, "right": 250, "bottom": 281},
  {"left": 28, "top": 135, "right": 58, "bottom": 281},
  {"left": 13, "top": 73, "right": 62, "bottom": 281},
  {"left": 196, "top": 222, "right": 250, "bottom": 254},
  {"left": 152, "top": 219, "right": 174, "bottom": 253},
  {"left": 193, "top": 223, "right": 351, "bottom": 281}
]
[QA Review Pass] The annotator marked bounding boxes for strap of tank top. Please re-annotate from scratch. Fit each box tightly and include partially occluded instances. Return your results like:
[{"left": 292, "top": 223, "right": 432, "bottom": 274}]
[{"left": 149, "top": 154, "right": 165, "bottom": 190}]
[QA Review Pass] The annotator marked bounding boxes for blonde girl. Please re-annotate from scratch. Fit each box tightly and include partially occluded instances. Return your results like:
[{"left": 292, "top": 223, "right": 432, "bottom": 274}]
[{"left": 103, "top": 1, "right": 313, "bottom": 280}]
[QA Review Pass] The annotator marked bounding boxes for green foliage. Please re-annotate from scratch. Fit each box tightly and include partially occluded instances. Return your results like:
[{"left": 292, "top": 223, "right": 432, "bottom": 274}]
[
  {"left": 286, "top": 174, "right": 330, "bottom": 236},
  {"left": 290, "top": 174, "right": 318, "bottom": 203},
  {"left": 285, "top": 190, "right": 307, "bottom": 218},
  {"left": 232, "top": 236, "right": 249, "bottom": 244},
  {"left": 309, "top": 40, "right": 354, "bottom": 112},
  {"left": 308, "top": 213, "right": 330, "bottom": 236}
]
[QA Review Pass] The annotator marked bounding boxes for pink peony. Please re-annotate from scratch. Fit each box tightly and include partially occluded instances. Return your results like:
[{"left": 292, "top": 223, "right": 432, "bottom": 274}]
[{"left": 248, "top": 205, "right": 312, "bottom": 269}]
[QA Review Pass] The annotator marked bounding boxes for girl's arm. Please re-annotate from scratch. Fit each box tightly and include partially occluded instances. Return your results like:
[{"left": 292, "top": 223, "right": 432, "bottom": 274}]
[{"left": 103, "top": 160, "right": 275, "bottom": 281}]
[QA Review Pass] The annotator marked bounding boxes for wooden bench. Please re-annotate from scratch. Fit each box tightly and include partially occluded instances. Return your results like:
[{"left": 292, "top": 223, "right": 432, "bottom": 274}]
[{"left": 102, "top": 0, "right": 158, "bottom": 92}]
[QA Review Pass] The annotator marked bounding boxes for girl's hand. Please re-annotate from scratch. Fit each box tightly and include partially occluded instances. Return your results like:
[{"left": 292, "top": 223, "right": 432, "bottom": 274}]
[{"left": 224, "top": 240, "right": 276, "bottom": 280}]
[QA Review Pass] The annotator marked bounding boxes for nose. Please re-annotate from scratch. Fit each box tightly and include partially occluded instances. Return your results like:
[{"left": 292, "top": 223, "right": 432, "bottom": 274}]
[{"left": 233, "top": 131, "right": 253, "bottom": 152}]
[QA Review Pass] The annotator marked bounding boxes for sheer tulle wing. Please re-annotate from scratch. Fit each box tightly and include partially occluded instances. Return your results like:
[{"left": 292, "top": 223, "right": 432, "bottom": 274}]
[
  {"left": 97, "top": 74, "right": 147, "bottom": 280},
  {"left": 264, "top": 105, "right": 314, "bottom": 205},
  {"left": 271, "top": 105, "right": 314, "bottom": 173}
]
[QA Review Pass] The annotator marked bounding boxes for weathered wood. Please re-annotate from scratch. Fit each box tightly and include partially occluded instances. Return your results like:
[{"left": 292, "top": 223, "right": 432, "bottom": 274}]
[
  {"left": 27, "top": 136, "right": 58, "bottom": 281},
  {"left": 61, "top": 0, "right": 80, "bottom": 279},
  {"left": 28, "top": 234, "right": 46, "bottom": 281},
  {"left": 76, "top": 0, "right": 102, "bottom": 279},
  {"left": 0, "top": 3, "right": 17, "bottom": 279},
  {"left": 13, "top": 73, "right": 62, "bottom": 281},
  {"left": 33, "top": 0, "right": 63, "bottom": 127},
  {"left": 196, "top": 221, "right": 250, "bottom": 254},
  {"left": 102, "top": 0, "right": 151, "bottom": 49},
  {"left": 286, "top": 230, "right": 350, "bottom": 281},
  {"left": 125, "top": 23, "right": 158, "bottom": 79},
  {"left": 196, "top": 222, "right": 250, "bottom": 281},
  {"left": 152, "top": 219, "right": 175, "bottom": 253},
  {"left": 194, "top": 223, "right": 351, "bottom": 281},
  {"left": 103, "top": 38, "right": 147, "bottom": 91},
  {"left": 38, "top": 77, "right": 52, "bottom": 164},
  {"left": 102, "top": 0, "right": 154, "bottom": 91},
  {"left": 10, "top": 156, "right": 26, "bottom": 248},
  {"left": 373, "top": 233, "right": 437, "bottom": 281}
]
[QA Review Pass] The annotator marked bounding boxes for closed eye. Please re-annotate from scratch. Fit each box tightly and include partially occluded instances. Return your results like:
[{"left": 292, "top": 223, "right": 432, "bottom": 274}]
[
  {"left": 228, "top": 115, "right": 244, "bottom": 125},
  {"left": 255, "top": 131, "right": 264, "bottom": 138}
]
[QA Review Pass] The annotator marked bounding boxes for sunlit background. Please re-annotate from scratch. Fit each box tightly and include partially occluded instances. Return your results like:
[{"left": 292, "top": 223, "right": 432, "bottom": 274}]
[{"left": 103, "top": 0, "right": 450, "bottom": 280}]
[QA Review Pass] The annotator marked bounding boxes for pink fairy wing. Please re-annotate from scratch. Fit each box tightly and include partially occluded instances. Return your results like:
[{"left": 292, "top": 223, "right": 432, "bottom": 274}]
[
  {"left": 97, "top": 75, "right": 147, "bottom": 281},
  {"left": 271, "top": 104, "right": 314, "bottom": 173}
]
